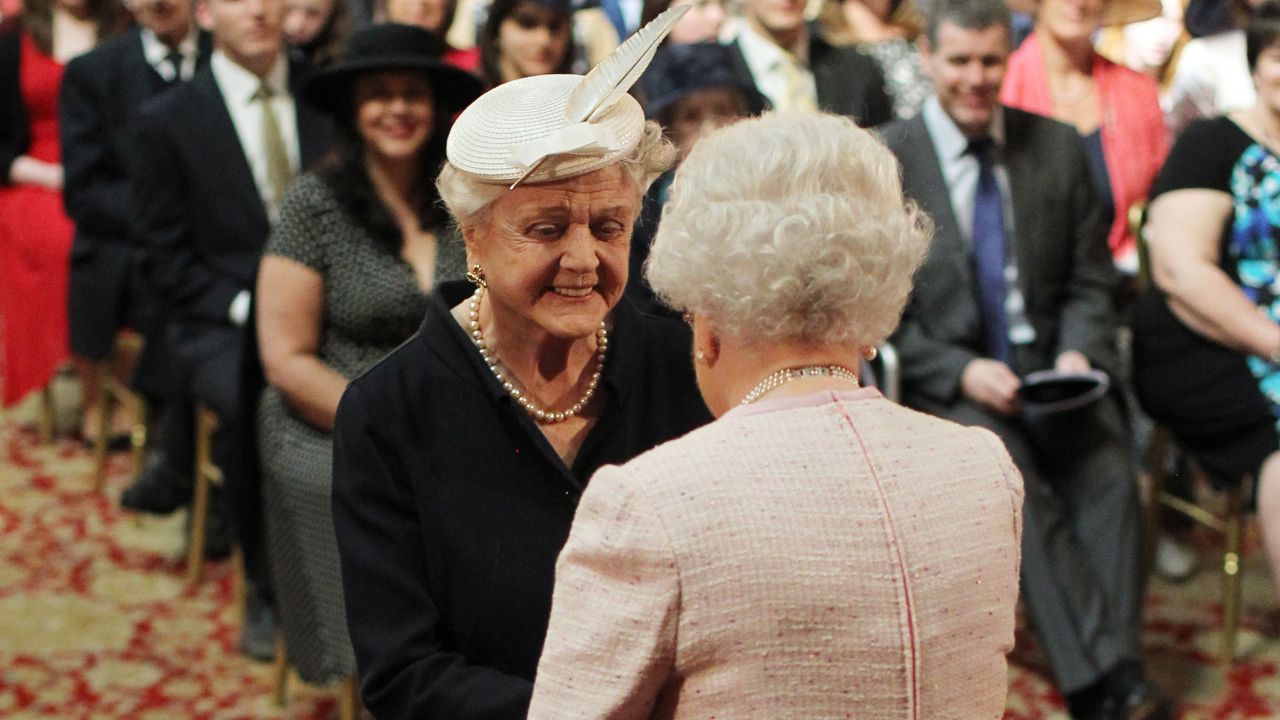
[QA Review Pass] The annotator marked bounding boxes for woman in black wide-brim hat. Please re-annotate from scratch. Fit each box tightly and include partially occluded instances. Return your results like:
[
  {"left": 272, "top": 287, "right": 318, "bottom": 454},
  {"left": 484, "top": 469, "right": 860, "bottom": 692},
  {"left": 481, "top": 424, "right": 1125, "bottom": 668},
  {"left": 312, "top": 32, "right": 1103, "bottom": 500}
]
[{"left": 253, "top": 22, "right": 482, "bottom": 685}]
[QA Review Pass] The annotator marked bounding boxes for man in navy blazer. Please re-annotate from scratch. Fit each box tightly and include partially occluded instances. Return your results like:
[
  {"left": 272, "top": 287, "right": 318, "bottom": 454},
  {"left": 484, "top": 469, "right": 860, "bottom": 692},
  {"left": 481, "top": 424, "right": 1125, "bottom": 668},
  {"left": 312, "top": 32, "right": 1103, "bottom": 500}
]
[
  {"left": 131, "top": 0, "right": 329, "bottom": 661},
  {"left": 879, "top": 0, "right": 1171, "bottom": 716}
]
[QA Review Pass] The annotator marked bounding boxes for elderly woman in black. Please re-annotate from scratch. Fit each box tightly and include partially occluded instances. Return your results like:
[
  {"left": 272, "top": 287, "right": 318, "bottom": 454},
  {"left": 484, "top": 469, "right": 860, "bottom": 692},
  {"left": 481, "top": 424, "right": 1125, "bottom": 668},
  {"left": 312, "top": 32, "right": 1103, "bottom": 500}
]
[{"left": 330, "top": 8, "right": 711, "bottom": 719}]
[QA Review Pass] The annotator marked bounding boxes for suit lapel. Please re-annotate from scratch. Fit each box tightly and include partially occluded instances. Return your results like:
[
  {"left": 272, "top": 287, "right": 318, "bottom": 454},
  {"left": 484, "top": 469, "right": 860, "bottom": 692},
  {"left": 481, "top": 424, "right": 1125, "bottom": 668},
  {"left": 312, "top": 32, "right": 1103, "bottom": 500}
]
[
  {"left": 899, "top": 116, "right": 968, "bottom": 273},
  {"left": 191, "top": 68, "right": 270, "bottom": 230},
  {"left": 288, "top": 59, "right": 329, "bottom": 168},
  {"left": 1001, "top": 109, "right": 1038, "bottom": 298},
  {"left": 809, "top": 35, "right": 848, "bottom": 115}
]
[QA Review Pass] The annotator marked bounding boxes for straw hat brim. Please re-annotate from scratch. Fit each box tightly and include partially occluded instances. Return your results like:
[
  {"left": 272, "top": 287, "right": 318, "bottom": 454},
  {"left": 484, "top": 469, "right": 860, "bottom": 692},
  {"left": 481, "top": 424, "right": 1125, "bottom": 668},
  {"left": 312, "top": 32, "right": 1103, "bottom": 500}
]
[
  {"left": 303, "top": 58, "right": 485, "bottom": 116},
  {"left": 1006, "top": 0, "right": 1161, "bottom": 25}
]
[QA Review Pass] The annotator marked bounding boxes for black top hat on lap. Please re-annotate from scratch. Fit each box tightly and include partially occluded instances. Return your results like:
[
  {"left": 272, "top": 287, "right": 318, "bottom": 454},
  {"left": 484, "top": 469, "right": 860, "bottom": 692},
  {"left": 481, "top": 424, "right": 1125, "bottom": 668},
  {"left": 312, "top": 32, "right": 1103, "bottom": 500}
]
[
  {"left": 1017, "top": 369, "right": 1111, "bottom": 415},
  {"left": 303, "top": 23, "right": 485, "bottom": 117}
]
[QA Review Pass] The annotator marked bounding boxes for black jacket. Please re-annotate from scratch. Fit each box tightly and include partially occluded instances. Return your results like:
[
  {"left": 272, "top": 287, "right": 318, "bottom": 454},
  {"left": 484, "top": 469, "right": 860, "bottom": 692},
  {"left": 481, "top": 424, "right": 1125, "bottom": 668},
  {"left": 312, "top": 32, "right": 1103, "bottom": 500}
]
[
  {"left": 332, "top": 281, "right": 713, "bottom": 720},
  {"left": 131, "top": 58, "right": 329, "bottom": 325}
]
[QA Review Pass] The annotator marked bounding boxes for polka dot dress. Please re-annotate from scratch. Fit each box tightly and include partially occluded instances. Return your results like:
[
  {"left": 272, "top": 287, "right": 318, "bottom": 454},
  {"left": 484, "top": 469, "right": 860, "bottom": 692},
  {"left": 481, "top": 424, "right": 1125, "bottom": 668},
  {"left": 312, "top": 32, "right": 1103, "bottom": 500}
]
[{"left": 257, "top": 172, "right": 466, "bottom": 684}]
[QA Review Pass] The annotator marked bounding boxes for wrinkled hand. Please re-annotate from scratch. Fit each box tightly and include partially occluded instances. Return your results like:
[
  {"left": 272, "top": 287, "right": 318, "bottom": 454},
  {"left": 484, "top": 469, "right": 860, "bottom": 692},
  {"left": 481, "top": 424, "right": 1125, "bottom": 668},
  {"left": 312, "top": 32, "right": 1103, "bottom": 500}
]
[
  {"left": 1054, "top": 350, "right": 1091, "bottom": 373},
  {"left": 960, "top": 358, "right": 1022, "bottom": 416}
]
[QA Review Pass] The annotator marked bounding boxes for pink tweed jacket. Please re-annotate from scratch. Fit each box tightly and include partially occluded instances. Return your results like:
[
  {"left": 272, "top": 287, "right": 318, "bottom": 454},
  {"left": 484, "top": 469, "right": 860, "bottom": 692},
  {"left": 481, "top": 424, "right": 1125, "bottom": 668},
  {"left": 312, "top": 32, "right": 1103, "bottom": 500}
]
[{"left": 528, "top": 388, "right": 1024, "bottom": 719}]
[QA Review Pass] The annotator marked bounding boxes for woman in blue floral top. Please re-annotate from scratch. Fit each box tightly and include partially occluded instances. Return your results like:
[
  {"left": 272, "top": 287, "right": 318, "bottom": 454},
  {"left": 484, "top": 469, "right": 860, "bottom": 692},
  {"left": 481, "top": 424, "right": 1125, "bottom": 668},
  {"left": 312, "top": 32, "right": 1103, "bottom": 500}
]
[{"left": 1133, "top": 0, "right": 1280, "bottom": 602}]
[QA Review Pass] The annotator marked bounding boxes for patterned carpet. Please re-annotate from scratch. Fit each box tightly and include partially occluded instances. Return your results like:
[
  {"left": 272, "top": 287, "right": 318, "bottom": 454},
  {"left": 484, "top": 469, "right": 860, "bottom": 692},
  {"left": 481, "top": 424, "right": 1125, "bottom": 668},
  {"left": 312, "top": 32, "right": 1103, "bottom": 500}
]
[{"left": 3, "top": 386, "right": 1280, "bottom": 718}]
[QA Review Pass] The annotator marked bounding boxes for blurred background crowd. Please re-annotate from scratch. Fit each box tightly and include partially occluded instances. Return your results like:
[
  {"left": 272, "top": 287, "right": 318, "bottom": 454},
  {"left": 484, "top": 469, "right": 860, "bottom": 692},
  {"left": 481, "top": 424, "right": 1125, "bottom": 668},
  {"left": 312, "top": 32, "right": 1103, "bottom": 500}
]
[{"left": 3, "top": 0, "right": 1280, "bottom": 714}]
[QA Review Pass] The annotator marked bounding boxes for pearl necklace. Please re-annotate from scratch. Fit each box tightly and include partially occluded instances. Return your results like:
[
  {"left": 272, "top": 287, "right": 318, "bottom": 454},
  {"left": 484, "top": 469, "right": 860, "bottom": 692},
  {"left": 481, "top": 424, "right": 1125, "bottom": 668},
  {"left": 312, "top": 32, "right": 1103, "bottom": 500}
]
[
  {"left": 740, "top": 365, "right": 859, "bottom": 405},
  {"left": 467, "top": 287, "right": 607, "bottom": 424}
]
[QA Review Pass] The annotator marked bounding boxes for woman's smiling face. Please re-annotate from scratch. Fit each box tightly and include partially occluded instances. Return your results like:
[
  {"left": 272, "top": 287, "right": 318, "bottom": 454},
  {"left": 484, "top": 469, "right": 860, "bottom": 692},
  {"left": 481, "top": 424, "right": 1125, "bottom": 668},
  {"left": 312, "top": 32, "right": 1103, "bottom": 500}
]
[{"left": 463, "top": 165, "right": 641, "bottom": 342}]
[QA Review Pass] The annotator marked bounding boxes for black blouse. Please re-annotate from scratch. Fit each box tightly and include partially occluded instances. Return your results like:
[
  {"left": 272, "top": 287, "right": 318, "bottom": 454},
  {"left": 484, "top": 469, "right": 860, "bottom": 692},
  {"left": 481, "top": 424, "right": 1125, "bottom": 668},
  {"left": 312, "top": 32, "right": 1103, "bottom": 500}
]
[{"left": 332, "top": 280, "right": 713, "bottom": 720}]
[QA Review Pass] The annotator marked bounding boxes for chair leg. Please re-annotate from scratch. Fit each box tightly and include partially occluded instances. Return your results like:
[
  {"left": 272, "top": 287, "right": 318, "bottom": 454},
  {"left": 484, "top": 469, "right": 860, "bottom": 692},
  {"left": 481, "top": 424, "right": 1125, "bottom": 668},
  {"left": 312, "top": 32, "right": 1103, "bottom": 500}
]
[
  {"left": 272, "top": 631, "right": 289, "bottom": 707},
  {"left": 37, "top": 382, "right": 56, "bottom": 444},
  {"left": 91, "top": 364, "right": 112, "bottom": 493},
  {"left": 186, "top": 457, "right": 211, "bottom": 585},
  {"left": 1219, "top": 484, "right": 1245, "bottom": 672},
  {"left": 1142, "top": 427, "right": 1171, "bottom": 576},
  {"left": 129, "top": 396, "right": 148, "bottom": 483},
  {"left": 339, "top": 674, "right": 359, "bottom": 720}
]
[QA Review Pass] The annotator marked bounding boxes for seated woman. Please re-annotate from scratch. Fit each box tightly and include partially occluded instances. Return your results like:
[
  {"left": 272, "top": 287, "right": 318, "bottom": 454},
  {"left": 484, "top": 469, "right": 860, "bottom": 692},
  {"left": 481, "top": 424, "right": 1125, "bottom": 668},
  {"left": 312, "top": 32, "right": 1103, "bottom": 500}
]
[
  {"left": 816, "top": 0, "right": 930, "bottom": 119},
  {"left": 330, "top": 8, "right": 712, "bottom": 718},
  {"left": 1001, "top": 0, "right": 1168, "bottom": 276},
  {"left": 1134, "top": 0, "right": 1280, "bottom": 605},
  {"left": 528, "top": 112, "right": 1025, "bottom": 718},
  {"left": 254, "top": 23, "right": 482, "bottom": 685},
  {"left": 477, "top": 0, "right": 574, "bottom": 85},
  {"left": 627, "top": 41, "right": 766, "bottom": 317}
]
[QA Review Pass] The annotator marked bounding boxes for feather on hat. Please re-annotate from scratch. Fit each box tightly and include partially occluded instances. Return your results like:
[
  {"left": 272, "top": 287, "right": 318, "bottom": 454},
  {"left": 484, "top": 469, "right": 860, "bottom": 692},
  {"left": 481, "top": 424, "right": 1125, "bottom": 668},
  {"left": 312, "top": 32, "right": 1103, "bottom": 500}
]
[{"left": 446, "top": 4, "right": 689, "bottom": 188}]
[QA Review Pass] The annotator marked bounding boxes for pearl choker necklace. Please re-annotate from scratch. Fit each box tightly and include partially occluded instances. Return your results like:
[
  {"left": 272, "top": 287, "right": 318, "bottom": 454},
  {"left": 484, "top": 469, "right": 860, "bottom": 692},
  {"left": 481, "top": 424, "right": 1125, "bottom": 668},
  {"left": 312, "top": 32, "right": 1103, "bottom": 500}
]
[
  {"left": 740, "top": 365, "right": 859, "bottom": 405},
  {"left": 467, "top": 287, "right": 607, "bottom": 424}
]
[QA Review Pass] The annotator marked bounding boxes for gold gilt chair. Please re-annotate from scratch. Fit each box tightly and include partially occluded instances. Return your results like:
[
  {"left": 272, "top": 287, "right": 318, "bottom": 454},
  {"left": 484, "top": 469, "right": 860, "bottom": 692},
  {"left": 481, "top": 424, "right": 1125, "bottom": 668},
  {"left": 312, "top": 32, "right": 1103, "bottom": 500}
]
[
  {"left": 91, "top": 331, "right": 148, "bottom": 493},
  {"left": 187, "top": 404, "right": 223, "bottom": 585},
  {"left": 271, "top": 635, "right": 360, "bottom": 720},
  {"left": 1132, "top": 200, "right": 1249, "bottom": 671}
]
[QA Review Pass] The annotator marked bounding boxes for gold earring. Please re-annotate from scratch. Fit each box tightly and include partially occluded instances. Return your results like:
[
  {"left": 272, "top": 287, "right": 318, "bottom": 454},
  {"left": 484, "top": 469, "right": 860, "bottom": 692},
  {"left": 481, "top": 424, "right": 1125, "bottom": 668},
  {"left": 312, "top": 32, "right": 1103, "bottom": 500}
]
[
  {"left": 863, "top": 346, "right": 878, "bottom": 361},
  {"left": 466, "top": 263, "right": 486, "bottom": 288}
]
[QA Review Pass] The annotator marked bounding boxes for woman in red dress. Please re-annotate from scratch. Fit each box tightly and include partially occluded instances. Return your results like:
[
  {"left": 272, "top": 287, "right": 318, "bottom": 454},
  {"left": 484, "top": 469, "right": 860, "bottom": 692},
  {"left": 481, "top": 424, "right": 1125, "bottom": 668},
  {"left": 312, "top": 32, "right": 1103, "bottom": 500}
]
[{"left": 0, "top": 0, "right": 124, "bottom": 416}]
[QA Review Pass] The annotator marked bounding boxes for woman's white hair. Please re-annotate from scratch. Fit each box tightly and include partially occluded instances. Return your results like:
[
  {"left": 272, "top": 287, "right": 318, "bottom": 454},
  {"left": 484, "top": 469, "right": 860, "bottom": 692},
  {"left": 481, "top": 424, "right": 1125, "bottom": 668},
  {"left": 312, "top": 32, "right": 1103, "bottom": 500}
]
[
  {"left": 436, "top": 121, "right": 676, "bottom": 227},
  {"left": 647, "top": 112, "right": 932, "bottom": 348}
]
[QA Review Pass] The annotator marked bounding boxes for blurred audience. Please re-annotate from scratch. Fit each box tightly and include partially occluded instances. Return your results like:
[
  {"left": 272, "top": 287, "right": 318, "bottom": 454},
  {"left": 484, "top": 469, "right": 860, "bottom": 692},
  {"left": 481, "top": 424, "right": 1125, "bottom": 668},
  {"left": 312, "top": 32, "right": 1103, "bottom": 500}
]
[
  {"left": 477, "top": 0, "right": 572, "bottom": 84},
  {"left": 256, "top": 22, "right": 480, "bottom": 686},
  {"left": 1165, "top": 0, "right": 1260, "bottom": 133},
  {"left": 816, "top": 0, "right": 930, "bottom": 118},
  {"left": 0, "top": 0, "right": 125, "bottom": 421},
  {"left": 627, "top": 41, "right": 766, "bottom": 316},
  {"left": 130, "top": 0, "right": 330, "bottom": 661},
  {"left": 1002, "top": 0, "right": 1168, "bottom": 276},
  {"left": 529, "top": 111, "right": 1021, "bottom": 720},
  {"left": 723, "top": 0, "right": 891, "bottom": 124},
  {"left": 640, "top": 0, "right": 723, "bottom": 43},
  {"left": 331, "top": 16, "right": 709, "bottom": 717},
  {"left": 1134, "top": 0, "right": 1280, "bottom": 613},
  {"left": 60, "top": 0, "right": 208, "bottom": 463},
  {"left": 881, "top": 0, "right": 1170, "bottom": 716},
  {"left": 378, "top": 0, "right": 479, "bottom": 70},
  {"left": 283, "top": 0, "right": 348, "bottom": 66}
]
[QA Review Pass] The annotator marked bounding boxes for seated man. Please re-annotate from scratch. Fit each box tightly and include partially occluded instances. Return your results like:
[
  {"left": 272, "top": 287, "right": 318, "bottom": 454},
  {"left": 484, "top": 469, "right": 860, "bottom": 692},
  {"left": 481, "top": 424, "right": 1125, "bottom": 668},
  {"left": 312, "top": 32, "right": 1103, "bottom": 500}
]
[{"left": 879, "top": 0, "right": 1171, "bottom": 717}]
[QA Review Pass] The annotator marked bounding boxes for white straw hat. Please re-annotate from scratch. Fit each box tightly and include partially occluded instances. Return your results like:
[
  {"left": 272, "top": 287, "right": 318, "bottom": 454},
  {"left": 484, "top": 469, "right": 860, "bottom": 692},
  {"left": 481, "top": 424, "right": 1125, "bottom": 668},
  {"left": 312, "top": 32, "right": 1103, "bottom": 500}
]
[
  {"left": 1006, "top": 0, "right": 1160, "bottom": 26},
  {"left": 446, "top": 4, "right": 688, "bottom": 188}
]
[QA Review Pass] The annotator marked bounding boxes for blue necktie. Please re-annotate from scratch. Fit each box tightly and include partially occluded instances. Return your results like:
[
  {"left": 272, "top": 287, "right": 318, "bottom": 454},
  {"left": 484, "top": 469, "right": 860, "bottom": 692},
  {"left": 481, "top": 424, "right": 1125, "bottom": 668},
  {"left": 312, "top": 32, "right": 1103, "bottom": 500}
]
[{"left": 970, "top": 138, "right": 1012, "bottom": 364}]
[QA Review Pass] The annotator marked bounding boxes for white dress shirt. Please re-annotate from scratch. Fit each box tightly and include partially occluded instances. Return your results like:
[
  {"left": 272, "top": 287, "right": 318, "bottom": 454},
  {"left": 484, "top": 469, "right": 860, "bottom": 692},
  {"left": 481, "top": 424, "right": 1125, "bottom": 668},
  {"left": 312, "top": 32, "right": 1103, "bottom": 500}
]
[
  {"left": 920, "top": 95, "right": 1036, "bottom": 348},
  {"left": 732, "top": 20, "right": 816, "bottom": 111},
  {"left": 209, "top": 50, "right": 300, "bottom": 223},
  {"left": 209, "top": 50, "right": 300, "bottom": 325},
  {"left": 140, "top": 26, "right": 199, "bottom": 82}
]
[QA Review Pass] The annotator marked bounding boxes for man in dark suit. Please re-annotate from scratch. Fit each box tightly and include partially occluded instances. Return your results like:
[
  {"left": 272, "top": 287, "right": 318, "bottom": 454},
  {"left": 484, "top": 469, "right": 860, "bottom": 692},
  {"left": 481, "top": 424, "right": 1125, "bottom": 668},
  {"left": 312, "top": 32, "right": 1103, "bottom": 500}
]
[
  {"left": 60, "top": 0, "right": 212, "bottom": 520},
  {"left": 131, "top": 0, "right": 329, "bottom": 661},
  {"left": 724, "top": 0, "right": 891, "bottom": 126},
  {"left": 880, "top": 0, "right": 1171, "bottom": 717}
]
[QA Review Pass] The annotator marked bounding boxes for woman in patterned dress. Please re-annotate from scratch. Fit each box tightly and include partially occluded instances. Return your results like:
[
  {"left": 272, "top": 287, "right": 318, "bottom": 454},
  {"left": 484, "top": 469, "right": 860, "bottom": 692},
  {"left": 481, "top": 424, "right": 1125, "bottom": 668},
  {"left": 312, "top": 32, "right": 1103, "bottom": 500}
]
[
  {"left": 815, "top": 0, "right": 929, "bottom": 119},
  {"left": 253, "top": 23, "right": 481, "bottom": 684},
  {"left": 1133, "top": 0, "right": 1280, "bottom": 602}
]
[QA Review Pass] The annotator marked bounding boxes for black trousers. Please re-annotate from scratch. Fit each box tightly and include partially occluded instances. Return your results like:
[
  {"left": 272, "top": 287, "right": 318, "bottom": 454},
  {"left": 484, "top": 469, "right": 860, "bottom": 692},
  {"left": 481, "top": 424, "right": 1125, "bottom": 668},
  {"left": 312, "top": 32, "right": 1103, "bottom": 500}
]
[{"left": 171, "top": 319, "right": 272, "bottom": 602}]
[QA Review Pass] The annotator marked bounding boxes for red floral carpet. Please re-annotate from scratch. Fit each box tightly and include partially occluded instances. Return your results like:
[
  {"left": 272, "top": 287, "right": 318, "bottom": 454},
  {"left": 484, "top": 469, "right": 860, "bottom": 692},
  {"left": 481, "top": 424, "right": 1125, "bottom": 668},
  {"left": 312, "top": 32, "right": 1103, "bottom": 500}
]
[{"left": 3, "top": 389, "right": 1280, "bottom": 718}]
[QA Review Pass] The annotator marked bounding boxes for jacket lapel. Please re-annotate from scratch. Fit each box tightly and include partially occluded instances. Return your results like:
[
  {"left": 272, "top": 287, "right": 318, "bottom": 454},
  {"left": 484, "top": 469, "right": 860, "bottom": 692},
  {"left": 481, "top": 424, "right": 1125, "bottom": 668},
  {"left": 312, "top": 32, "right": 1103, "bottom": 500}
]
[
  {"left": 289, "top": 57, "right": 330, "bottom": 169},
  {"left": 191, "top": 68, "right": 270, "bottom": 231}
]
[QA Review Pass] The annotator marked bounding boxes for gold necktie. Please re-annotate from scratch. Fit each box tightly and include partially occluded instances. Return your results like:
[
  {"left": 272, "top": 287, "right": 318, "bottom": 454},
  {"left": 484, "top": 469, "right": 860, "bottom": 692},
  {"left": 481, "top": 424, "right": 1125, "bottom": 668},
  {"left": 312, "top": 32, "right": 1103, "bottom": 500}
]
[
  {"left": 780, "top": 55, "right": 817, "bottom": 112},
  {"left": 253, "top": 83, "right": 293, "bottom": 211}
]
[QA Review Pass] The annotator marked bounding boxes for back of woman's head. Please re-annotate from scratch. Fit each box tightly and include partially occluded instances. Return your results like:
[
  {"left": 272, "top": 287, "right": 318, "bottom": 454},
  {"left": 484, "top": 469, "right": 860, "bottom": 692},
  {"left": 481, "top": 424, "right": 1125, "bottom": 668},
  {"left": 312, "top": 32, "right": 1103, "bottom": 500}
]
[{"left": 647, "top": 112, "right": 931, "bottom": 348}]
